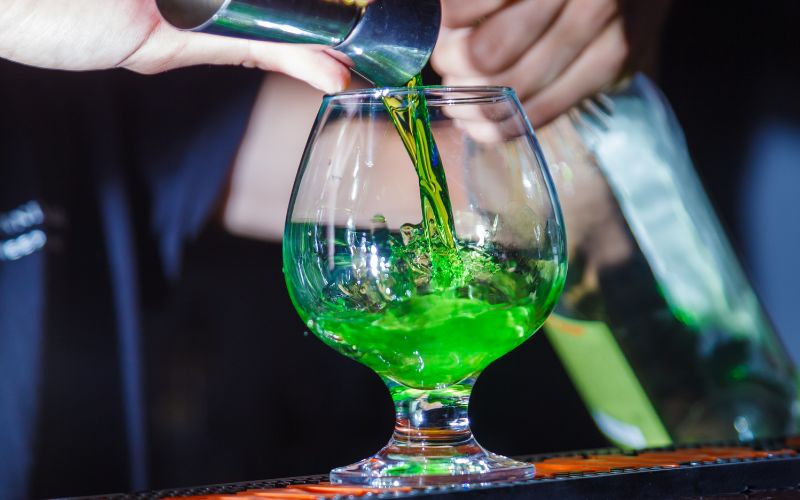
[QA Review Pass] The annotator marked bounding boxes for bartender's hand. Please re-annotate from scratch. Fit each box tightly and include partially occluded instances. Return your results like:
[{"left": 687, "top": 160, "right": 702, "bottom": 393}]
[
  {"left": 432, "top": 0, "right": 671, "bottom": 127},
  {"left": 0, "top": 0, "right": 350, "bottom": 93}
]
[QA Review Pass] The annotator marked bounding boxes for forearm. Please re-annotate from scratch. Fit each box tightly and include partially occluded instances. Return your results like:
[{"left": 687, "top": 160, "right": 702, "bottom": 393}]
[
  {"left": 0, "top": 0, "right": 155, "bottom": 71},
  {"left": 0, "top": 0, "right": 349, "bottom": 92},
  {"left": 222, "top": 74, "right": 326, "bottom": 241}
]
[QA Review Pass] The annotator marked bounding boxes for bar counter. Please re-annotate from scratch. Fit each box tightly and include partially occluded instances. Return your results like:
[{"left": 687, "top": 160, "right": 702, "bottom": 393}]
[{"left": 72, "top": 438, "right": 800, "bottom": 500}]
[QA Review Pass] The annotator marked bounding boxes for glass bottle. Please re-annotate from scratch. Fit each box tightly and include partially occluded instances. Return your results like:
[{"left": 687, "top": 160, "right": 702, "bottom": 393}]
[{"left": 538, "top": 74, "right": 799, "bottom": 448}]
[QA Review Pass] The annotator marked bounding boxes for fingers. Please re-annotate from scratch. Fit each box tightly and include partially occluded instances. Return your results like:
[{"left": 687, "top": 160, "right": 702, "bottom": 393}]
[
  {"left": 440, "top": 0, "right": 508, "bottom": 28},
  {"left": 431, "top": 27, "right": 477, "bottom": 78},
  {"left": 524, "top": 18, "right": 629, "bottom": 127},
  {"left": 433, "top": 0, "right": 565, "bottom": 78},
  {"left": 247, "top": 41, "right": 351, "bottom": 93},
  {"left": 467, "top": 0, "right": 566, "bottom": 74},
  {"left": 508, "top": 0, "right": 617, "bottom": 100},
  {"left": 453, "top": 114, "right": 527, "bottom": 144},
  {"left": 436, "top": 0, "right": 626, "bottom": 127},
  {"left": 442, "top": 18, "right": 629, "bottom": 130},
  {"left": 443, "top": 98, "right": 524, "bottom": 144},
  {"left": 121, "top": 24, "right": 351, "bottom": 94},
  {"left": 468, "top": 0, "right": 617, "bottom": 101}
]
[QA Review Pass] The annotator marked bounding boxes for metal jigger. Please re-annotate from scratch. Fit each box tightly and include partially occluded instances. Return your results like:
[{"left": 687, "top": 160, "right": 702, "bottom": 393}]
[{"left": 156, "top": 0, "right": 441, "bottom": 87}]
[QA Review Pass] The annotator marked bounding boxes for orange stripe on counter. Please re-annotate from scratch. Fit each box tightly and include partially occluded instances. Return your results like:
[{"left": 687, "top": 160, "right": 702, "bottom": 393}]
[
  {"left": 165, "top": 483, "right": 413, "bottom": 500},
  {"left": 164, "top": 444, "right": 800, "bottom": 497}
]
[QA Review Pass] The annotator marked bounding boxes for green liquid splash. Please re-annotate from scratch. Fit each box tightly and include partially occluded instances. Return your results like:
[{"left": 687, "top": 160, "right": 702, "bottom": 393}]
[{"left": 285, "top": 75, "right": 565, "bottom": 389}]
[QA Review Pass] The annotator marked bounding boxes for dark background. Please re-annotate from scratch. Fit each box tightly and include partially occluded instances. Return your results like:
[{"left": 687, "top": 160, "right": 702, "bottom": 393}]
[{"left": 6, "top": 1, "right": 799, "bottom": 497}]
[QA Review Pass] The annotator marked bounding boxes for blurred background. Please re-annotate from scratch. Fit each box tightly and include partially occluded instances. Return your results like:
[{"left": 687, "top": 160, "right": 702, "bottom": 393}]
[{"left": 1, "top": 1, "right": 798, "bottom": 498}]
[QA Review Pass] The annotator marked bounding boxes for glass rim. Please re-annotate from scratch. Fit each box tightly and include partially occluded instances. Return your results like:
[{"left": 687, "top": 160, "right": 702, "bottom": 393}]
[{"left": 323, "top": 85, "right": 517, "bottom": 105}]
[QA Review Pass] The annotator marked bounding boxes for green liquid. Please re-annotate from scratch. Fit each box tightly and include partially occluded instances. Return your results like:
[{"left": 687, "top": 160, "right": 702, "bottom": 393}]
[
  {"left": 287, "top": 223, "right": 563, "bottom": 389},
  {"left": 285, "top": 75, "right": 565, "bottom": 389},
  {"left": 382, "top": 75, "right": 457, "bottom": 251},
  {"left": 311, "top": 272, "right": 558, "bottom": 389}
]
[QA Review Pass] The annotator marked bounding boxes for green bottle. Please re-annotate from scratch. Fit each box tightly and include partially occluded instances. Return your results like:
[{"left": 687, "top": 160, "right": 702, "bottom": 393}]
[{"left": 539, "top": 75, "right": 799, "bottom": 448}]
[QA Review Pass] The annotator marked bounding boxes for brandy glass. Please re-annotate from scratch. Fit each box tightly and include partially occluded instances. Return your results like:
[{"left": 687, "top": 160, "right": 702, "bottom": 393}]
[{"left": 283, "top": 87, "right": 567, "bottom": 486}]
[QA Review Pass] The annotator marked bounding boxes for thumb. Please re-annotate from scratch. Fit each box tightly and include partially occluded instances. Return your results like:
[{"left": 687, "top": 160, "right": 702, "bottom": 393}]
[{"left": 121, "top": 25, "right": 351, "bottom": 94}]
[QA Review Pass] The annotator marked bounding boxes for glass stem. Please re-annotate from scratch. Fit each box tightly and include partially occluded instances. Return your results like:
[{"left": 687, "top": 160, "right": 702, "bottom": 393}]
[{"left": 386, "top": 378, "right": 478, "bottom": 451}]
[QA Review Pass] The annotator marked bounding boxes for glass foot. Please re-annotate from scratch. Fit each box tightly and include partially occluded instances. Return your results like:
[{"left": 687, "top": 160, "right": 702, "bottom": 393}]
[
  {"left": 330, "top": 438, "right": 535, "bottom": 487},
  {"left": 330, "top": 380, "right": 535, "bottom": 487}
]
